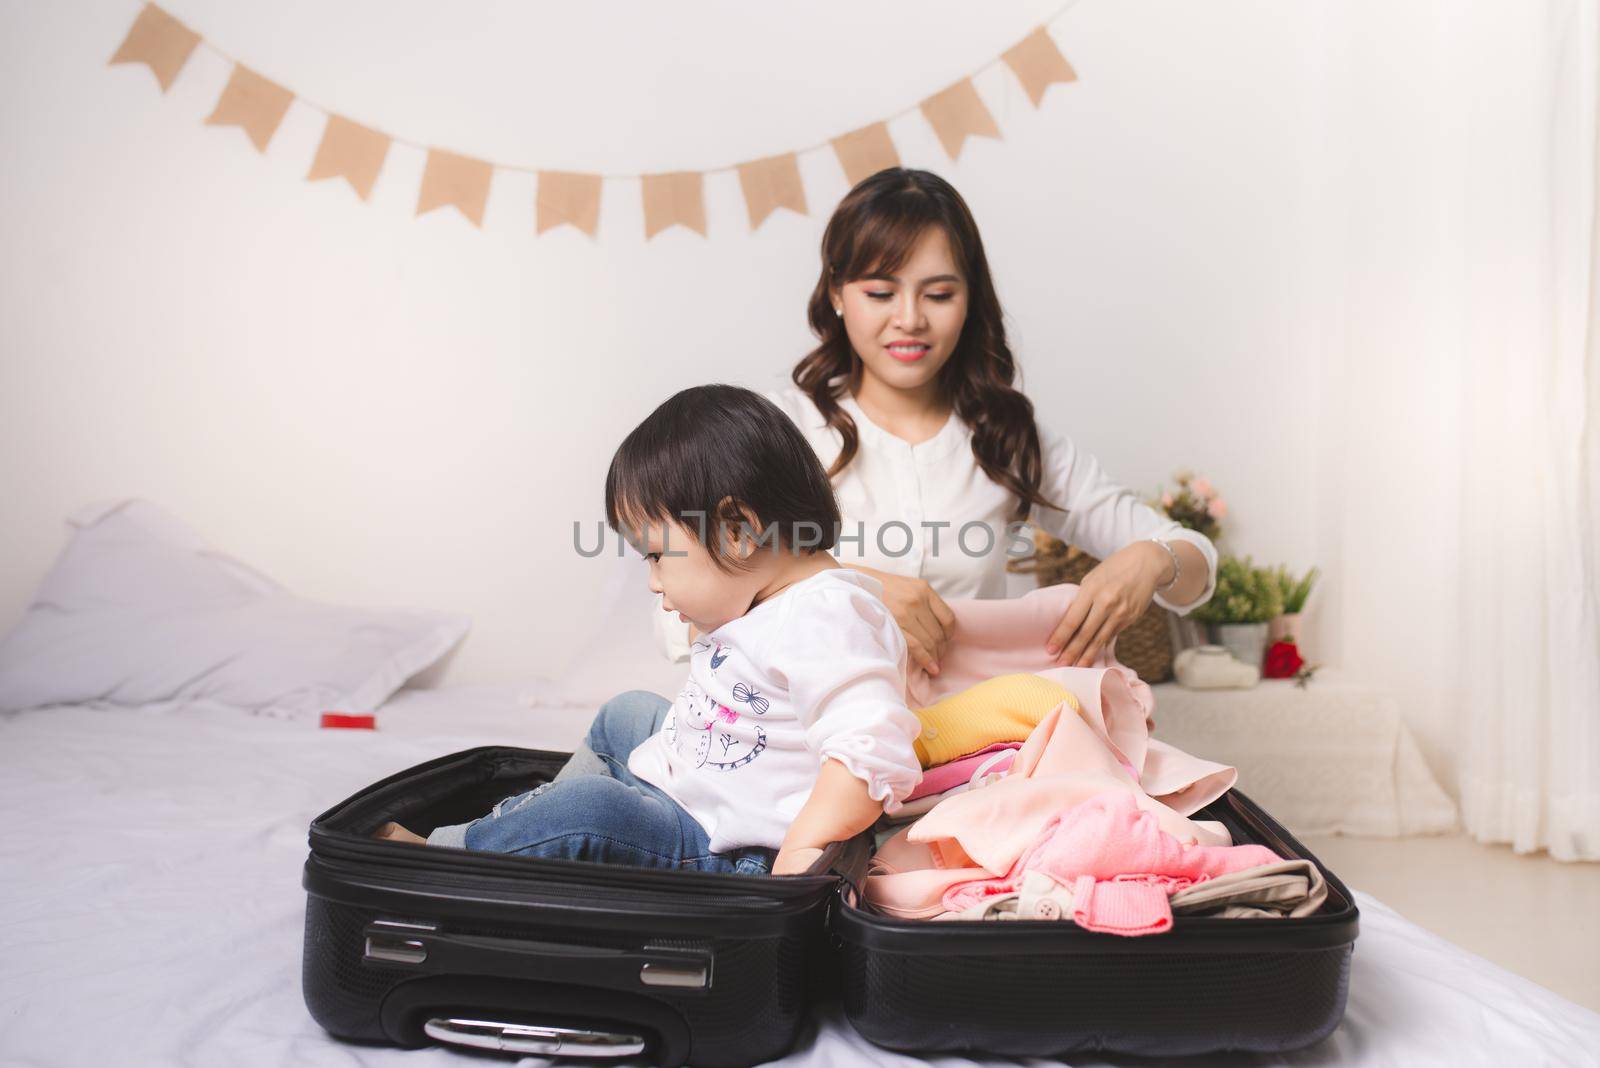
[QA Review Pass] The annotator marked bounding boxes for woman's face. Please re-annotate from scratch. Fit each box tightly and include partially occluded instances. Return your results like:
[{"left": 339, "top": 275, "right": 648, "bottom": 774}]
[{"left": 832, "top": 226, "right": 968, "bottom": 396}]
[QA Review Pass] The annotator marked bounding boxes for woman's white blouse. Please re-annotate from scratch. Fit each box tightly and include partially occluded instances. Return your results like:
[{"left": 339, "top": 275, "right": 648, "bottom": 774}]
[{"left": 654, "top": 384, "right": 1217, "bottom": 659}]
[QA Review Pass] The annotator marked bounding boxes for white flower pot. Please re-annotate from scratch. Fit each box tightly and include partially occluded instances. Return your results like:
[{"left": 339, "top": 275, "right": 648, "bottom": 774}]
[{"left": 1211, "top": 622, "right": 1270, "bottom": 670}]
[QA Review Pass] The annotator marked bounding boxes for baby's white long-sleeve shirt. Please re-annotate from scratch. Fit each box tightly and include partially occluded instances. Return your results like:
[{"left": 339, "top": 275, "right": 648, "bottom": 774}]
[{"left": 628, "top": 568, "right": 922, "bottom": 853}]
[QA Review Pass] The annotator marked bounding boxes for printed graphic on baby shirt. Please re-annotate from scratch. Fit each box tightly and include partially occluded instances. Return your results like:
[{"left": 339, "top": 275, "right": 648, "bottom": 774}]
[
  {"left": 731, "top": 681, "right": 768, "bottom": 715},
  {"left": 674, "top": 687, "right": 766, "bottom": 772},
  {"left": 707, "top": 724, "right": 766, "bottom": 770},
  {"left": 690, "top": 637, "right": 733, "bottom": 674}
]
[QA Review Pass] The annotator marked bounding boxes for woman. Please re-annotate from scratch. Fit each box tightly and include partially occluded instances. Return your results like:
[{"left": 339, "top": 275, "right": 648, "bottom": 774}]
[{"left": 659, "top": 168, "right": 1215, "bottom": 674}]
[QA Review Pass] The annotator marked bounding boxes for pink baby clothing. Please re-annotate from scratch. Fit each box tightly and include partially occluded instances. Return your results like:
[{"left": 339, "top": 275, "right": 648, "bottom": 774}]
[
  {"left": 908, "top": 689, "right": 1234, "bottom": 876},
  {"left": 905, "top": 744, "right": 1021, "bottom": 802},
  {"left": 940, "top": 790, "right": 1282, "bottom": 923},
  {"left": 864, "top": 703, "right": 1238, "bottom": 920},
  {"left": 1065, "top": 877, "right": 1177, "bottom": 935},
  {"left": 862, "top": 583, "right": 1246, "bottom": 923},
  {"left": 905, "top": 583, "right": 1237, "bottom": 817}
]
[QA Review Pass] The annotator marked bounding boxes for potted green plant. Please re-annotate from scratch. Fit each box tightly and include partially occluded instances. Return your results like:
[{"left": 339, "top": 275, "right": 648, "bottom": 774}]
[
  {"left": 1193, "top": 555, "right": 1284, "bottom": 669},
  {"left": 1268, "top": 564, "right": 1319, "bottom": 645}
]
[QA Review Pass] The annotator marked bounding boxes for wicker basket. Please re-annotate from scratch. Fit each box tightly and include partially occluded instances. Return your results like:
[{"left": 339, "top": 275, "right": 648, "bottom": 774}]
[{"left": 1007, "top": 530, "right": 1176, "bottom": 684}]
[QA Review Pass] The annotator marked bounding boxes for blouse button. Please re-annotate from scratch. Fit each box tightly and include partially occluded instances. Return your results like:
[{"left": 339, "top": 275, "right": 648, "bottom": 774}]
[{"left": 1035, "top": 898, "right": 1060, "bottom": 919}]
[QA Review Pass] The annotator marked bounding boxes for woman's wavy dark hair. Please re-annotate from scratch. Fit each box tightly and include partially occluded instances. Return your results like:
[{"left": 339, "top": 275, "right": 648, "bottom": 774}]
[{"left": 793, "top": 167, "right": 1058, "bottom": 521}]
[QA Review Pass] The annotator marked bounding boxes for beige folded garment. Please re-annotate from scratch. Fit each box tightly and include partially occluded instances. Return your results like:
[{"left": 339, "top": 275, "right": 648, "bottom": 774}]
[{"left": 1170, "top": 858, "right": 1328, "bottom": 918}]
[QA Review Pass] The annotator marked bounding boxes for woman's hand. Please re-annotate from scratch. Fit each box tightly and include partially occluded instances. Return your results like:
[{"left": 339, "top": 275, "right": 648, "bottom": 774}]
[
  {"left": 1045, "top": 541, "right": 1170, "bottom": 668},
  {"left": 857, "top": 568, "right": 956, "bottom": 676}
]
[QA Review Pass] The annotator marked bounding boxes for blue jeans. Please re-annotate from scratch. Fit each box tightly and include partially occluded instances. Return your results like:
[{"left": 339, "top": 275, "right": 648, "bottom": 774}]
[{"left": 427, "top": 690, "right": 775, "bottom": 876}]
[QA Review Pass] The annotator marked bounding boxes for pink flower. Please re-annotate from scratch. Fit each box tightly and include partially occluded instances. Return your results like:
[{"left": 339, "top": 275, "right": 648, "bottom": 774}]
[
  {"left": 1161, "top": 492, "right": 1175, "bottom": 509},
  {"left": 1207, "top": 497, "right": 1228, "bottom": 519},
  {"left": 715, "top": 704, "right": 739, "bottom": 725},
  {"left": 1191, "top": 476, "right": 1214, "bottom": 498}
]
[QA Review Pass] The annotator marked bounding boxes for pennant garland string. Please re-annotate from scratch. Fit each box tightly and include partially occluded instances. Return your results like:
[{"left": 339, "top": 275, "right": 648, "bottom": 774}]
[{"left": 109, "top": 2, "right": 1083, "bottom": 238}]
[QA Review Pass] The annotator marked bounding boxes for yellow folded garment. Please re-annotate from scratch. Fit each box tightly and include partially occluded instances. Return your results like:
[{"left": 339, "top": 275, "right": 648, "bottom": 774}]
[{"left": 912, "top": 673, "right": 1081, "bottom": 768}]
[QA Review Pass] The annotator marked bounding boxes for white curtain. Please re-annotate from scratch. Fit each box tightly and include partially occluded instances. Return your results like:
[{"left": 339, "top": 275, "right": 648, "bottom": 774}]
[
  {"left": 1315, "top": 0, "right": 1600, "bottom": 860},
  {"left": 1454, "top": 0, "right": 1600, "bottom": 861}
]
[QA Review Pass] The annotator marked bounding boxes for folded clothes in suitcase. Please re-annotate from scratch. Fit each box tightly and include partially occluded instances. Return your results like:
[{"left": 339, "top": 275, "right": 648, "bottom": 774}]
[
  {"left": 303, "top": 746, "right": 1357, "bottom": 1065},
  {"left": 301, "top": 745, "right": 864, "bottom": 1068},
  {"left": 830, "top": 785, "right": 1360, "bottom": 1059}
]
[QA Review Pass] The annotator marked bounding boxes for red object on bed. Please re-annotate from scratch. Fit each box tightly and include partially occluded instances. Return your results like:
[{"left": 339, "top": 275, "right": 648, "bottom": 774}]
[{"left": 319, "top": 712, "right": 376, "bottom": 730}]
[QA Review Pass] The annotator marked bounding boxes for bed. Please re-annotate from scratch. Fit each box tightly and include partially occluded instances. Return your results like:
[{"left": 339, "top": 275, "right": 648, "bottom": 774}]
[{"left": 2, "top": 689, "right": 1596, "bottom": 1068}]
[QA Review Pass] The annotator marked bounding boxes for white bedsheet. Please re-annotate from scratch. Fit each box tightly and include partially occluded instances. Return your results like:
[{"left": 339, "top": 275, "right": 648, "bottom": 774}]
[{"left": 2, "top": 696, "right": 1596, "bottom": 1068}]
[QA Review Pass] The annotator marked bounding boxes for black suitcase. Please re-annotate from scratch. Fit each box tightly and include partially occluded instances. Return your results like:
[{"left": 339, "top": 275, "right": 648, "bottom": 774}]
[
  {"left": 830, "top": 786, "right": 1360, "bottom": 1058},
  {"left": 303, "top": 746, "right": 1357, "bottom": 1065},
  {"left": 301, "top": 745, "right": 864, "bottom": 1068}
]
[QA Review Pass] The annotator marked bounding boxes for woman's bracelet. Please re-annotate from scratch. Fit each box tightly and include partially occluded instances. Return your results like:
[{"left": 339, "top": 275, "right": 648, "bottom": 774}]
[{"left": 1148, "top": 537, "right": 1181, "bottom": 592}]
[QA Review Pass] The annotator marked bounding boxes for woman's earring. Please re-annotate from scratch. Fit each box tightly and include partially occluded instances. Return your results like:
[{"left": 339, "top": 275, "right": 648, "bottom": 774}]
[{"left": 834, "top": 307, "right": 842, "bottom": 318}]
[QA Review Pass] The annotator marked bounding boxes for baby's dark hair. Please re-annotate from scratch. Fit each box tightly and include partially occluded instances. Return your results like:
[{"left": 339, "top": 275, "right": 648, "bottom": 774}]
[{"left": 605, "top": 384, "right": 841, "bottom": 571}]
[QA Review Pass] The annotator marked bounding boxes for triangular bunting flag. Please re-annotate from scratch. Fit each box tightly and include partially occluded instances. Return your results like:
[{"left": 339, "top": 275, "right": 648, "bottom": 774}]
[
  {"left": 204, "top": 65, "right": 294, "bottom": 153},
  {"left": 831, "top": 123, "right": 900, "bottom": 187},
  {"left": 417, "top": 149, "right": 493, "bottom": 227},
  {"left": 641, "top": 172, "right": 706, "bottom": 239},
  {"left": 307, "top": 116, "right": 391, "bottom": 201},
  {"left": 536, "top": 171, "right": 602, "bottom": 236},
  {"left": 737, "top": 153, "right": 808, "bottom": 230},
  {"left": 1002, "top": 28, "right": 1078, "bottom": 107},
  {"left": 109, "top": 4, "right": 199, "bottom": 93},
  {"left": 920, "top": 79, "right": 1000, "bottom": 161}
]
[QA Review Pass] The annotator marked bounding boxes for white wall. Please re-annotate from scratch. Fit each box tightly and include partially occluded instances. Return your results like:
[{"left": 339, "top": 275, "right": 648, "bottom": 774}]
[{"left": 1, "top": 0, "right": 1508, "bottom": 787}]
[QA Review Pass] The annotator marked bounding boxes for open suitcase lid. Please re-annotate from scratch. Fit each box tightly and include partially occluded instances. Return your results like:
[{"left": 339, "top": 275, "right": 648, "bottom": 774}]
[{"left": 304, "top": 745, "right": 871, "bottom": 936}]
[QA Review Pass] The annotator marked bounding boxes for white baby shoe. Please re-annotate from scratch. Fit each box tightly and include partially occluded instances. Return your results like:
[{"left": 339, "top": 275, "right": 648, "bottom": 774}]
[{"left": 1173, "top": 644, "right": 1260, "bottom": 689}]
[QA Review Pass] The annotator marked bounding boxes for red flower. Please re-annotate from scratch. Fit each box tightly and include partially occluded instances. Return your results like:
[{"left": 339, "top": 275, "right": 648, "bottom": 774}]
[{"left": 1263, "top": 640, "right": 1305, "bottom": 679}]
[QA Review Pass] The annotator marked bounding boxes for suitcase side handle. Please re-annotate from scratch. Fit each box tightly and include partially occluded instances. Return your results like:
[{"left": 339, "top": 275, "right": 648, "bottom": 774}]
[
  {"left": 379, "top": 974, "right": 694, "bottom": 1068},
  {"left": 423, "top": 1017, "right": 646, "bottom": 1057},
  {"left": 363, "top": 920, "right": 714, "bottom": 996}
]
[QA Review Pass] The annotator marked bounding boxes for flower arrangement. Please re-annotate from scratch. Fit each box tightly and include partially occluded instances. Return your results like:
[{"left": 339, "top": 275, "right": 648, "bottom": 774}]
[
  {"left": 1193, "top": 555, "right": 1284, "bottom": 625},
  {"left": 1264, "top": 638, "right": 1322, "bottom": 687},
  {"left": 1272, "top": 565, "right": 1320, "bottom": 615},
  {"left": 1152, "top": 470, "right": 1226, "bottom": 542}
]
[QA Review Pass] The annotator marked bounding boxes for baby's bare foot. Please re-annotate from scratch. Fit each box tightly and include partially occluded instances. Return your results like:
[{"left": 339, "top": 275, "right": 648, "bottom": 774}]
[{"left": 374, "top": 821, "right": 427, "bottom": 844}]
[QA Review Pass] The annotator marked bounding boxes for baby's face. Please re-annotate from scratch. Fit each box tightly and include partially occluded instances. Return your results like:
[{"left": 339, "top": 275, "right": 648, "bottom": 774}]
[{"left": 631, "top": 518, "right": 755, "bottom": 634}]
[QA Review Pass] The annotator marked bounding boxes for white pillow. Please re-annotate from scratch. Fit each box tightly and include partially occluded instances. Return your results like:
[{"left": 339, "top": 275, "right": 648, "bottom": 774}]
[{"left": 0, "top": 500, "right": 470, "bottom": 718}]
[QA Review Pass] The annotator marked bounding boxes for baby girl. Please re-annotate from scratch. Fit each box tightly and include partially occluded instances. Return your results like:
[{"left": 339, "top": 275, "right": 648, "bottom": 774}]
[{"left": 378, "top": 384, "right": 922, "bottom": 875}]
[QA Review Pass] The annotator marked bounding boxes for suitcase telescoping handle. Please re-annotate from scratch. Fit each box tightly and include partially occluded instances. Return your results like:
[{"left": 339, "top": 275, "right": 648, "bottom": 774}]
[{"left": 364, "top": 919, "right": 713, "bottom": 994}]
